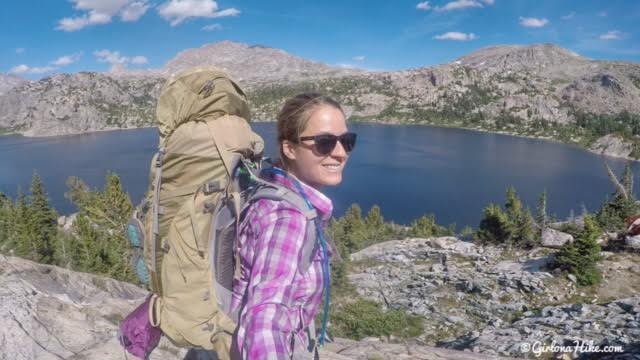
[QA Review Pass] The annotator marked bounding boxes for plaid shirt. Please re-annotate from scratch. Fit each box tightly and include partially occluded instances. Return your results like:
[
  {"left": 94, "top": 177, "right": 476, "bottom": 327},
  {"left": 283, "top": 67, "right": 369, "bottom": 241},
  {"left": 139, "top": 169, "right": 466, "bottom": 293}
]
[{"left": 231, "top": 170, "right": 333, "bottom": 359}]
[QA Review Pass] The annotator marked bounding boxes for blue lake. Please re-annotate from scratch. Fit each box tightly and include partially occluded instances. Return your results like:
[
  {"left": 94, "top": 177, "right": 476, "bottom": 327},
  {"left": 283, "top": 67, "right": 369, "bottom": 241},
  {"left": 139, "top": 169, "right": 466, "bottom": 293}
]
[{"left": 0, "top": 123, "right": 636, "bottom": 228}]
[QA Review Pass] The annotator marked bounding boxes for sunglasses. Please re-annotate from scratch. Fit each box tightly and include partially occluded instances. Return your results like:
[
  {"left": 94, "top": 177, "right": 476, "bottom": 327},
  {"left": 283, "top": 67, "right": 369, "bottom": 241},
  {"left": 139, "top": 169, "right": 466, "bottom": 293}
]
[{"left": 297, "top": 132, "right": 357, "bottom": 156}]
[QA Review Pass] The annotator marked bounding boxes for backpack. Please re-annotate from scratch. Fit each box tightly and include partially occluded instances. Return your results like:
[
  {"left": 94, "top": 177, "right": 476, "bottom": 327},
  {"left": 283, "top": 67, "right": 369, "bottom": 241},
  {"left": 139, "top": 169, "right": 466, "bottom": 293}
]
[{"left": 123, "top": 67, "right": 321, "bottom": 358}]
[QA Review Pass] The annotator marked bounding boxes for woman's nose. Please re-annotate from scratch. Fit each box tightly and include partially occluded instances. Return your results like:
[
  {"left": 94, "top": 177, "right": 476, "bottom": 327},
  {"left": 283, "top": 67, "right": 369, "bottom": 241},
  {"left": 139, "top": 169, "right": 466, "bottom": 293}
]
[{"left": 331, "top": 140, "right": 348, "bottom": 158}]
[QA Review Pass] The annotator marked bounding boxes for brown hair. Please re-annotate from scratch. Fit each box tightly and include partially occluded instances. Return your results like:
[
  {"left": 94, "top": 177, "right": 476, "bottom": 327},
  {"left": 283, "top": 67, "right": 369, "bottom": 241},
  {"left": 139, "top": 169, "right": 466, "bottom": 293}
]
[{"left": 277, "top": 92, "right": 344, "bottom": 168}]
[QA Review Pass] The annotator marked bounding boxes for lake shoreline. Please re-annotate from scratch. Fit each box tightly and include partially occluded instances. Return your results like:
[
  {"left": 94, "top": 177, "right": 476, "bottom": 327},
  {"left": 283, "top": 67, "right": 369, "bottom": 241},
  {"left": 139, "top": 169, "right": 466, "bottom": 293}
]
[
  {"left": 2, "top": 122, "right": 633, "bottom": 227},
  {"left": 3, "top": 119, "right": 636, "bottom": 162}
]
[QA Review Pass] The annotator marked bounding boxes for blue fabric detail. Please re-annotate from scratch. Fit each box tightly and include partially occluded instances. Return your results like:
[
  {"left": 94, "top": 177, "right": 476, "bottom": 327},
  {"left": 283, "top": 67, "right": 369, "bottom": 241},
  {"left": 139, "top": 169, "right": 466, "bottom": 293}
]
[{"left": 127, "top": 224, "right": 141, "bottom": 247}]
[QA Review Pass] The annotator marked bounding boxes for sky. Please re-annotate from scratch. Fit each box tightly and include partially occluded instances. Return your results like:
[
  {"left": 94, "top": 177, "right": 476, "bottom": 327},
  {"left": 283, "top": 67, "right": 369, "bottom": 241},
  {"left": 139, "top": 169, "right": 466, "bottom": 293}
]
[{"left": 1, "top": 0, "right": 639, "bottom": 79}]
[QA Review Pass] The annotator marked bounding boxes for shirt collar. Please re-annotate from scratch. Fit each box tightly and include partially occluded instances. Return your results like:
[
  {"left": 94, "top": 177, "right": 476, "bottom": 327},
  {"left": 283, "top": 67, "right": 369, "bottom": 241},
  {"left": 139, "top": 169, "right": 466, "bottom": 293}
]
[{"left": 262, "top": 167, "right": 333, "bottom": 222}]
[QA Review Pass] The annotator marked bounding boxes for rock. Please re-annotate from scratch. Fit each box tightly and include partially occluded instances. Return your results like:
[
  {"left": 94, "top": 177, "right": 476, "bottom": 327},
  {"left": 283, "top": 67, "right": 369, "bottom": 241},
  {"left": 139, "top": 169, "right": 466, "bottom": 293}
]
[
  {"left": 625, "top": 235, "right": 640, "bottom": 249},
  {"left": 567, "top": 274, "right": 578, "bottom": 283},
  {"left": 541, "top": 228, "right": 574, "bottom": 248},
  {"left": 57, "top": 213, "right": 77, "bottom": 233},
  {"left": 0, "top": 254, "right": 507, "bottom": 360},
  {"left": 590, "top": 134, "right": 633, "bottom": 159}
]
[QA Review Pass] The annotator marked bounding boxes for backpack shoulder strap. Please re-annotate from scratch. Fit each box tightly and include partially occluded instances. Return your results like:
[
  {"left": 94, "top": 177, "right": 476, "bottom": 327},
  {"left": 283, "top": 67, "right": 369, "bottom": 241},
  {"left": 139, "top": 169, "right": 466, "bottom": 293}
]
[{"left": 250, "top": 184, "right": 319, "bottom": 272}]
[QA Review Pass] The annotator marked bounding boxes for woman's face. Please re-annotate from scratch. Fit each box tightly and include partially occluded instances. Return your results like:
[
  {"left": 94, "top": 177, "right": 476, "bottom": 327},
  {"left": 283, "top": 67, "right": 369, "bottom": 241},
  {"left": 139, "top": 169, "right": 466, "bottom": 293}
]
[{"left": 283, "top": 105, "right": 350, "bottom": 189}]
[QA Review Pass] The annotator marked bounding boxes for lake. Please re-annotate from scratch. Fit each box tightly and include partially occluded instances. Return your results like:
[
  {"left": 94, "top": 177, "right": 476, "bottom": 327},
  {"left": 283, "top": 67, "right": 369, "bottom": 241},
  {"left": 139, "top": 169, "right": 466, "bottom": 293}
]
[{"left": 1, "top": 123, "right": 636, "bottom": 229}]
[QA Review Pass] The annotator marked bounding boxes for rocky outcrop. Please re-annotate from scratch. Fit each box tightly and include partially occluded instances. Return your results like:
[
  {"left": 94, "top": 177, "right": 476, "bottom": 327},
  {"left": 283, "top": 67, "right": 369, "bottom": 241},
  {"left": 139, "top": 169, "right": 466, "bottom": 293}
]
[
  {"left": 590, "top": 134, "right": 634, "bottom": 159},
  {"left": 348, "top": 237, "right": 640, "bottom": 358},
  {"left": 541, "top": 228, "right": 574, "bottom": 248},
  {"left": 0, "top": 254, "right": 508, "bottom": 360}
]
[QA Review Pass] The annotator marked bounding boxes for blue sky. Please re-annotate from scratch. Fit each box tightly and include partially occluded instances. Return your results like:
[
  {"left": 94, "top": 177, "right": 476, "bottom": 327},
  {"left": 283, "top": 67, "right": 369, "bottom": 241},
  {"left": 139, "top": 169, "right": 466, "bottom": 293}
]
[{"left": 1, "top": 0, "right": 639, "bottom": 79}]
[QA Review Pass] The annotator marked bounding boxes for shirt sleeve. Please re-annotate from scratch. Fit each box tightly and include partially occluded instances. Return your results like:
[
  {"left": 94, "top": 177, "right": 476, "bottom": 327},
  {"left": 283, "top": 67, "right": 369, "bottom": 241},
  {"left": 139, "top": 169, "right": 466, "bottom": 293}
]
[{"left": 238, "top": 204, "right": 307, "bottom": 360}]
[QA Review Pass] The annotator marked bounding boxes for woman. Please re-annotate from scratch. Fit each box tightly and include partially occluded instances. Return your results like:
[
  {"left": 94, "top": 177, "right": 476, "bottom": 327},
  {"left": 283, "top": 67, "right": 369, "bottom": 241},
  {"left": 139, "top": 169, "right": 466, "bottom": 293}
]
[{"left": 230, "top": 93, "right": 357, "bottom": 359}]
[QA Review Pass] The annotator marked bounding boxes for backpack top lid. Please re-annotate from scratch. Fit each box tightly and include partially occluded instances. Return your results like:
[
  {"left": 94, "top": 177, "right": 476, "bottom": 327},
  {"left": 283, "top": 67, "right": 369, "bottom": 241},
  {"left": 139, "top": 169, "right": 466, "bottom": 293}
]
[{"left": 156, "top": 67, "right": 251, "bottom": 139}]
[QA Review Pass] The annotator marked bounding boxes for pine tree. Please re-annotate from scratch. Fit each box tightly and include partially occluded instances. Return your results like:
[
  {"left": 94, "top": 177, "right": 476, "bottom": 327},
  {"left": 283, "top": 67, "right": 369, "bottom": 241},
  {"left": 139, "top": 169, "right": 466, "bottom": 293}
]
[
  {"left": 536, "top": 190, "right": 548, "bottom": 229},
  {"left": 364, "top": 205, "right": 386, "bottom": 247},
  {"left": 0, "top": 192, "right": 13, "bottom": 252},
  {"left": 340, "top": 204, "right": 367, "bottom": 253},
  {"left": 65, "top": 173, "right": 136, "bottom": 282},
  {"left": 12, "top": 190, "right": 33, "bottom": 258},
  {"left": 515, "top": 208, "right": 537, "bottom": 248},
  {"left": 476, "top": 203, "right": 512, "bottom": 244},
  {"left": 409, "top": 214, "right": 449, "bottom": 238},
  {"left": 554, "top": 215, "right": 602, "bottom": 286},
  {"left": 598, "top": 162, "right": 640, "bottom": 231},
  {"left": 28, "top": 173, "right": 58, "bottom": 263}
]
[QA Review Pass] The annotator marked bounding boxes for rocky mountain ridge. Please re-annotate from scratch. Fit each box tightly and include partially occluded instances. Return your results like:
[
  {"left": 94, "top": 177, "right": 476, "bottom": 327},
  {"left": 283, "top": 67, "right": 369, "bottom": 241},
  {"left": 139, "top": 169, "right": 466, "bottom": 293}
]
[
  {"left": 163, "top": 40, "right": 364, "bottom": 83},
  {"left": 0, "top": 73, "right": 27, "bottom": 96},
  {"left": 2, "top": 42, "right": 640, "bottom": 160}
]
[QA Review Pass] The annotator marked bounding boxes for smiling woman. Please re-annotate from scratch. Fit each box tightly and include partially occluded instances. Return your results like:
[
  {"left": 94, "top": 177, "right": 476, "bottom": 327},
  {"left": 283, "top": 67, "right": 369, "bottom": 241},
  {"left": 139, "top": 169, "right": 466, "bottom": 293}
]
[{"left": 231, "top": 93, "right": 356, "bottom": 359}]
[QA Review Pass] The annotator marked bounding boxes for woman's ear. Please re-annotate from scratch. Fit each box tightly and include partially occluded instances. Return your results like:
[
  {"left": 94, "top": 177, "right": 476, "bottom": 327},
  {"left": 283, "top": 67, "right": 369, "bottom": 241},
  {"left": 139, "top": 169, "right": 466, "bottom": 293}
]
[{"left": 282, "top": 140, "right": 297, "bottom": 161}]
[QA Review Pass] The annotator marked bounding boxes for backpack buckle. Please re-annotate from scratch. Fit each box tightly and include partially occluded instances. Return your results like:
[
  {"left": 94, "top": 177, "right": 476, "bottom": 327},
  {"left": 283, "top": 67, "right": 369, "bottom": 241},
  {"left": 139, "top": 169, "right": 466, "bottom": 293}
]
[{"left": 203, "top": 181, "right": 222, "bottom": 195}]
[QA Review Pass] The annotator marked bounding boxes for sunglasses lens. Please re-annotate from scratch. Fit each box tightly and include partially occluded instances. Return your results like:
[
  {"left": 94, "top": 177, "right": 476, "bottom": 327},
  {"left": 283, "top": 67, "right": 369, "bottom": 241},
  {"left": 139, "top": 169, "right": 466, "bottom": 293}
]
[
  {"left": 314, "top": 135, "right": 338, "bottom": 155},
  {"left": 340, "top": 133, "right": 357, "bottom": 152}
]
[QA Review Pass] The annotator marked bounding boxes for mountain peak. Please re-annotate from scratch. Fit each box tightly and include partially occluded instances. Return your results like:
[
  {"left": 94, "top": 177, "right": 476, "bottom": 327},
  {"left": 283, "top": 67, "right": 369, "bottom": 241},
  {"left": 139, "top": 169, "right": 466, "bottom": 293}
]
[
  {"left": 456, "top": 43, "right": 586, "bottom": 72},
  {"left": 163, "top": 40, "right": 364, "bottom": 83}
]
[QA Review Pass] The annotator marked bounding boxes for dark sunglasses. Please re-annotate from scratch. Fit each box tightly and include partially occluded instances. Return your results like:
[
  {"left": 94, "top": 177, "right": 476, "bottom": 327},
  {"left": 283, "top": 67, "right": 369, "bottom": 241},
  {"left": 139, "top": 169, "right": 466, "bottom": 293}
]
[{"left": 297, "top": 132, "right": 357, "bottom": 156}]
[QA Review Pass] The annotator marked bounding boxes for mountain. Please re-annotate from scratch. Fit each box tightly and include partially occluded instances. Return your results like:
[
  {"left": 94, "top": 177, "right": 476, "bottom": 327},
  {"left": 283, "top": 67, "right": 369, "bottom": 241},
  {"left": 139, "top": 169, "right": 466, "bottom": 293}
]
[
  {"left": 1, "top": 41, "right": 640, "bottom": 160},
  {"left": 0, "top": 72, "right": 163, "bottom": 136},
  {"left": 162, "top": 40, "right": 363, "bottom": 83},
  {"left": 0, "top": 73, "right": 27, "bottom": 96}
]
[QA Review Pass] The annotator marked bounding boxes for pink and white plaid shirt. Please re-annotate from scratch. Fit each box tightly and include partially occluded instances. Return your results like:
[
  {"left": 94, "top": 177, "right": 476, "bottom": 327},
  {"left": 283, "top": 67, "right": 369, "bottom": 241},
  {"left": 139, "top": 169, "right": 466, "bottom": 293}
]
[{"left": 231, "top": 170, "right": 333, "bottom": 359}]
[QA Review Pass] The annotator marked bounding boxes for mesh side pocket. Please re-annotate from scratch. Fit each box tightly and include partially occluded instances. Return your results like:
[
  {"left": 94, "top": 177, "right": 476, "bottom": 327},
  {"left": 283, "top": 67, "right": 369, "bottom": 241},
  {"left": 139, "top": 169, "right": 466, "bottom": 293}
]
[{"left": 127, "top": 218, "right": 150, "bottom": 285}]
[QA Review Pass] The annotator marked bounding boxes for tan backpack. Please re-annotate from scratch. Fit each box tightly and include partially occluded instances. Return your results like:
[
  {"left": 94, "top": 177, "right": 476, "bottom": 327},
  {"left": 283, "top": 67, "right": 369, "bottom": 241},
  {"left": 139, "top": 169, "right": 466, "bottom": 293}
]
[{"left": 125, "top": 67, "right": 321, "bottom": 358}]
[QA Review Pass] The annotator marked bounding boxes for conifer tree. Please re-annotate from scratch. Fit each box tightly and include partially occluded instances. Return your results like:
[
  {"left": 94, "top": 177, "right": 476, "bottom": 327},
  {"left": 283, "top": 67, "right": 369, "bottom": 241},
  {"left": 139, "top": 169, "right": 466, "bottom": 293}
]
[
  {"left": 0, "top": 192, "right": 13, "bottom": 251},
  {"left": 554, "top": 215, "right": 602, "bottom": 286},
  {"left": 364, "top": 205, "right": 386, "bottom": 247},
  {"left": 65, "top": 173, "right": 136, "bottom": 282},
  {"left": 340, "top": 204, "right": 367, "bottom": 253},
  {"left": 476, "top": 203, "right": 512, "bottom": 244},
  {"left": 27, "top": 173, "right": 58, "bottom": 263},
  {"left": 536, "top": 190, "right": 548, "bottom": 228},
  {"left": 598, "top": 162, "right": 640, "bottom": 231},
  {"left": 12, "top": 190, "right": 33, "bottom": 258},
  {"left": 409, "top": 214, "right": 450, "bottom": 238}
]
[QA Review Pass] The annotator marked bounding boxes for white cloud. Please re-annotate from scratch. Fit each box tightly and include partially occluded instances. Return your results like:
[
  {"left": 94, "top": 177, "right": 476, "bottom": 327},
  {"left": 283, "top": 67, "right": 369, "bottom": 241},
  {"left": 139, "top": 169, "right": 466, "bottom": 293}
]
[
  {"left": 202, "top": 23, "right": 223, "bottom": 31},
  {"left": 51, "top": 53, "right": 82, "bottom": 66},
  {"left": 481, "top": 0, "right": 495, "bottom": 4},
  {"left": 57, "top": 0, "right": 149, "bottom": 31},
  {"left": 519, "top": 16, "right": 549, "bottom": 28},
  {"left": 130, "top": 55, "right": 149, "bottom": 64},
  {"left": 353, "top": 56, "right": 366, "bottom": 61},
  {"left": 15, "top": 48, "right": 25, "bottom": 54},
  {"left": 94, "top": 49, "right": 149, "bottom": 70},
  {"left": 121, "top": 2, "right": 150, "bottom": 21},
  {"left": 416, "top": 1, "right": 430, "bottom": 10},
  {"left": 434, "top": 32, "right": 477, "bottom": 41},
  {"left": 9, "top": 64, "right": 56, "bottom": 75},
  {"left": 94, "top": 49, "right": 128, "bottom": 65},
  {"left": 210, "top": 8, "right": 240, "bottom": 18},
  {"left": 435, "top": 0, "right": 483, "bottom": 12},
  {"left": 600, "top": 30, "right": 623, "bottom": 40},
  {"left": 561, "top": 11, "right": 575, "bottom": 20},
  {"left": 8, "top": 65, "right": 29, "bottom": 74},
  {"left": 157, "top": 0, "right": 240, "bottom": 26}
]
